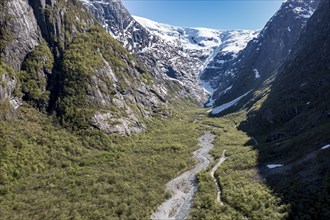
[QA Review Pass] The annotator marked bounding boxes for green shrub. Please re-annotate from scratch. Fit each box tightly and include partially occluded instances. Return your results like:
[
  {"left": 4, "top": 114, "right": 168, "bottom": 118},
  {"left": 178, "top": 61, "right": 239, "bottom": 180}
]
[{"left": 20, "top": 42, "right": 54, "bottom": 110}]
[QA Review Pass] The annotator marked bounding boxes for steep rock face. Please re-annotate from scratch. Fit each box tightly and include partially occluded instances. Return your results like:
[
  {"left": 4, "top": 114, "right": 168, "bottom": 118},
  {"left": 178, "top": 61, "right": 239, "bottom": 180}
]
[
  {"left": 80, "top": 0, "right": 155, "bottom": 52},
  {"left": 0, "top": 0, "right": 40, "bottom": 71},
  {"left": 0, "top": 0, "right": 41, "bottom": 111},
  {"left": 206, "top": 0, "right": 319, "bottom": 111},
  {"left": 0, "top": 0, "right": 165, "bottom": 135}
]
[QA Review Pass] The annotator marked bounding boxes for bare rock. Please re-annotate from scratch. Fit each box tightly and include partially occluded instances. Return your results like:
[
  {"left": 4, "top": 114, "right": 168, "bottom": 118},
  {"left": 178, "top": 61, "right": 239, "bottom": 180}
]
[{"left": 1, "top": 0, "right": 40, "bottom": 70}]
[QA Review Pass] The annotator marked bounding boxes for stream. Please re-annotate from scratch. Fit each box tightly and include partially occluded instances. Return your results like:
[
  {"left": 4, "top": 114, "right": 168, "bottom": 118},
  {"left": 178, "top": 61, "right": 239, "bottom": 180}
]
[{"left": 151, "top": 131, "right": 217, "bottom": 220}]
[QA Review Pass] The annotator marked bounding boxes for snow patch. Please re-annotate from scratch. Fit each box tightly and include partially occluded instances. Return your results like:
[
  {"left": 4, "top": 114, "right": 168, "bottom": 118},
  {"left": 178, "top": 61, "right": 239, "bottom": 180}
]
[
  {"left": 206, "top": 85, "right": 233, "bottom": 107},
  {"left": 253, "top": 68, "right": 261, "bottom": 78},
  {"left": 321, "top": 144, "right": 330, "bottom": 150},
  {"left": 292, "top": 5, "right": 316, "bottom": 19},
  {"left": 266, "top": 164, "right": 283, "bottom": 169},
  {"left": 221, "top": 85, "right": 233, "bottom": 95},
  {"left": 211, "top": 90, "right": 252, "bottom": 115},
  {"left": 167, "top": 77, "right": 184, "bottom": 86}
]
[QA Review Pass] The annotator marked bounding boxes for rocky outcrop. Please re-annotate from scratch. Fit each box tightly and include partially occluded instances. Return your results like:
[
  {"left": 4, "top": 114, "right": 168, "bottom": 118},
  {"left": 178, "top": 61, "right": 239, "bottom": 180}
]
[
  {"left": 80, "top": 0, "right": 155, "bottom": 53},
  {"left": 0, "top": 70, "right": 18, "bottom": 107}
]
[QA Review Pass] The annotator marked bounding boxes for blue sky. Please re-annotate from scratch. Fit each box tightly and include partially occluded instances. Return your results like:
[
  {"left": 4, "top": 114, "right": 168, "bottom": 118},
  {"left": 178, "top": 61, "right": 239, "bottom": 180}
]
[{"left": 122, "top": 0, "right": 283, "bottom": 30}]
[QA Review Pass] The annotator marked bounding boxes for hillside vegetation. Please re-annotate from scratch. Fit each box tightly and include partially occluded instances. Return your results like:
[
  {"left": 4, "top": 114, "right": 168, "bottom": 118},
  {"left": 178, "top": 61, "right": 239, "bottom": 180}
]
[{"left": 0, "top": 101, "right": 203, "bottom": 219}]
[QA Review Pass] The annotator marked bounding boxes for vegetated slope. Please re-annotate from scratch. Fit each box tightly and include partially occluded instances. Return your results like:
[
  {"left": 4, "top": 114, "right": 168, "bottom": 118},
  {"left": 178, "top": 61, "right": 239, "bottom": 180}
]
[
  {"left": 79, "top": 0, "right": 257, "bottom": 104},
  {"left": 0, "top": 0, "right": 166, "bottom": 135},
  {"left": 239, "top": 0, "right": 330, "bottom": 218},
  {"left": 0, "top": 102, "right": 206, "bottom": 219},
  {"left": 205, "top": 0, "right": 319, "bottom": 111}
]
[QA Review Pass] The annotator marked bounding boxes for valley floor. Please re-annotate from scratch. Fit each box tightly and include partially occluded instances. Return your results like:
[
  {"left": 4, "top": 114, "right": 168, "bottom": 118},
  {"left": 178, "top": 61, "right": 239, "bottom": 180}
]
[
  {"left": 151, "top": 131, "right": 216, "bottom": 220},
  {"left": 0, "top": 102, "right": 289, "bottom": 219}
]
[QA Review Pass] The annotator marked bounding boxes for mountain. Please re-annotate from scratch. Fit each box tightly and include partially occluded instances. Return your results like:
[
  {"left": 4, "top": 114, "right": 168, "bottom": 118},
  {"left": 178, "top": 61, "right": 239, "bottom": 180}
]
[
  {"left": 133, "top": 16, "right": 259, "bottom": 95},
  {"left": 79, "top": 0, "right": 257, "bottom": 104},
  {"left": 134, "top": 16, "right": 258, "bottom": 104},
  {"left": 0, "top": 0, "right": 257, "bottom": 139},
  {"left": 205, "top": 0, "right": 319, "bottom": 113},
  {"left": 235, "top": 0, "right": 330, "bottom": 218},
  {"left": 0, "top": 0, "right": 167, "bottom": 135},
  {"left": 243, "top": 0, "right": 330, "bottom": 150},
  {"left": 79, "top": 0, "right": 206, "bottom": 103}
]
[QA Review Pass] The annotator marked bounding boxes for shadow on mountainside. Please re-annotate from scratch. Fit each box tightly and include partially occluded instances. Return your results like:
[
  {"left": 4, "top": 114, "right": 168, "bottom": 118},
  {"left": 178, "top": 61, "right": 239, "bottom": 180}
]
[{"left": 239, "top": 1, "right": 330, "bottom": 218}]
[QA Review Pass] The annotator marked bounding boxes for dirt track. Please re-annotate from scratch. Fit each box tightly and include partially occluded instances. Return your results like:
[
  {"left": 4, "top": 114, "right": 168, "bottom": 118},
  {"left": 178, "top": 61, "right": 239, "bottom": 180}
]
[{"left": 210, "top": 150, "right": 226, "bottom": 204}]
